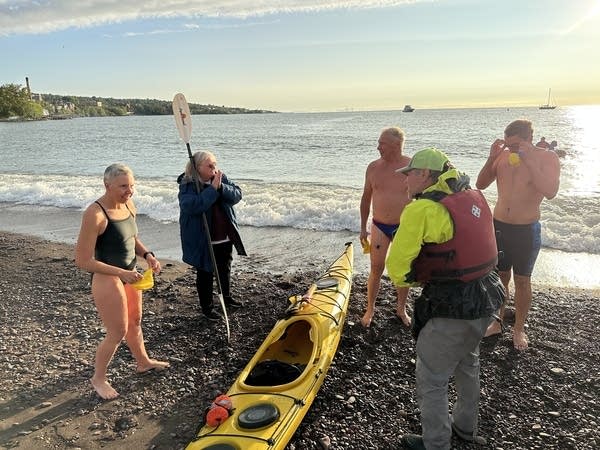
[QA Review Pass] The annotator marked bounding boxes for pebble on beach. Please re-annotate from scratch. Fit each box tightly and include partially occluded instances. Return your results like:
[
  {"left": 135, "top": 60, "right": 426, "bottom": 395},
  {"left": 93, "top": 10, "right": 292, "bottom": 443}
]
[{"left": 0, "top": 231, "right": 598, "bottom": 449}]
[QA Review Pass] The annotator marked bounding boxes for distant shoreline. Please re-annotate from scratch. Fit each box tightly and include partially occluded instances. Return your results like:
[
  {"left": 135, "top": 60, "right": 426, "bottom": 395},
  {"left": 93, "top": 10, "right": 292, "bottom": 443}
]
[
  {"left": 0, "top": 110, "right": 279, "bottom": 122},
  {"left": 1, "top": 114, "right": 279, "bottom": 123},
  {"left": 0, "top": 87, "right": 278, "bottom": 122}
]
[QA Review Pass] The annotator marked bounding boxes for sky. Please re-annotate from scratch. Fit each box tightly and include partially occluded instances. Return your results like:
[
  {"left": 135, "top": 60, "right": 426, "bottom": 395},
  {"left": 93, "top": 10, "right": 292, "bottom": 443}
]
[{"left": 1, "top": 0, "right": 599, "bottom": 112}]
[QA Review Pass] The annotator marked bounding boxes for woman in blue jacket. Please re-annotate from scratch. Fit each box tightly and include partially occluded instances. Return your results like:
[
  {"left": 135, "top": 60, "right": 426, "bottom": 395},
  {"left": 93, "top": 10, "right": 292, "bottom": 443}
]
[{"left": 177, "top": 151, "right": 247, "bottom": 321}]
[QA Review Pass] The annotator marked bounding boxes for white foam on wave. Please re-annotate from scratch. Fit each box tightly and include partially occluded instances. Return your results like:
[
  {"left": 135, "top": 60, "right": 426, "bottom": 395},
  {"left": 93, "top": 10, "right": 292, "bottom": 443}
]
[
  {"left": 542, "top": 194, "right": 600, "bottom": 254},
  {"left": 0, "top": 174, "right": 96, "bottom": 209},
  {"left": 238, "top": 181, "right": 360, "bottom": 231},
  {"left": 1, "top": 173, "right": 598, "bottom": 255}
]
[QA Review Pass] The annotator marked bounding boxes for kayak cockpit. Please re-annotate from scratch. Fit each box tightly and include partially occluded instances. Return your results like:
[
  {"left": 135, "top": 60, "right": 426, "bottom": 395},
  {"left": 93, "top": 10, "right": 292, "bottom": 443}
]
[{"left": 242, "top": 319, "right": 318, "bottom": 389}]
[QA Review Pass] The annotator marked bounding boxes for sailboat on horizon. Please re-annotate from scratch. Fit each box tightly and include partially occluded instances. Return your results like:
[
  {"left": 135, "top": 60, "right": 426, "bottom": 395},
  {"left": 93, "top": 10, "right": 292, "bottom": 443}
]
[{"left": 539, "top": 88, "right": 557, "bottom": 110}]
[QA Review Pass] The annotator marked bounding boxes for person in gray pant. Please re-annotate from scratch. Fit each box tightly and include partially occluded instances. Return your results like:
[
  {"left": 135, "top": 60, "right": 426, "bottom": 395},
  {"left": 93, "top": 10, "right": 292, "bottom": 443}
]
[{"left": 386, "top": 148, "right": 505, "bottom": 449}]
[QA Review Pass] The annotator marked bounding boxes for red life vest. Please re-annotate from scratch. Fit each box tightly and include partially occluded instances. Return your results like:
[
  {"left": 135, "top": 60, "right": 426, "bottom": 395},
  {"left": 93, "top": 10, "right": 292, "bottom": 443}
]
[{"left": 412, "top": 189, "right": 498, "bottom": 283}]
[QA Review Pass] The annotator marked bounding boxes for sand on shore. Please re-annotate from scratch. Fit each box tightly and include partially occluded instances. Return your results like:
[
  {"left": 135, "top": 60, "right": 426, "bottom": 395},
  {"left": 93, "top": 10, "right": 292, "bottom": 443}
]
[{"left": 0, "top": 231, "right": 598, "bottom": 450}]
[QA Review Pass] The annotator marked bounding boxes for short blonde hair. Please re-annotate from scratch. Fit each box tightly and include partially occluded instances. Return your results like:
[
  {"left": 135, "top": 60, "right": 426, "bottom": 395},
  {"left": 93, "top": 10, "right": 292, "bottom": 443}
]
[{"left": 103, "top": 163, "right": 133, "bottom": 183}]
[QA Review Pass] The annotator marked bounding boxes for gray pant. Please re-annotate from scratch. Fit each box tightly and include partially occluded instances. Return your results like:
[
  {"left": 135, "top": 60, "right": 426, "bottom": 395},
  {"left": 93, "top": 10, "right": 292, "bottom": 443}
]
[{"left": 415, "top": 316, "right": 491, "bottom": 450}]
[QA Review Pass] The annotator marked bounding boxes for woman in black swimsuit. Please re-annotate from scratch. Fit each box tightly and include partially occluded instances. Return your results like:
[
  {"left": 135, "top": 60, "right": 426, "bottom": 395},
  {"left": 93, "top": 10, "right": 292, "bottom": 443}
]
[{"left": 75, "top": 163, "right": 168, "bottom": 400}]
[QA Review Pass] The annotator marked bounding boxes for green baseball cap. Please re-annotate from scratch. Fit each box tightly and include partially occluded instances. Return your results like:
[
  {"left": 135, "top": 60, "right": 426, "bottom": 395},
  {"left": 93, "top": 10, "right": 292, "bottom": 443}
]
[{"left": 396, "top": 147, "right": 450, "bottom": 173}]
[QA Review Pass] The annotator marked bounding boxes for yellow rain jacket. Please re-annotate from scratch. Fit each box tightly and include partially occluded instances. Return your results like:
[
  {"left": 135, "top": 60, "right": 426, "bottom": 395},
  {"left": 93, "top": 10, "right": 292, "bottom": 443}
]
[{"left": 386, "top": 169, "right": 466, "bottom": 287}]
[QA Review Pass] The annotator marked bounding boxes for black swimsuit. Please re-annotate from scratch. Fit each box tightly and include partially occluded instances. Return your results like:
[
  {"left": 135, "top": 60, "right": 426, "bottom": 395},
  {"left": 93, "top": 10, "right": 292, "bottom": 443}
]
[{"left": 94, "top": 201, "right": 138, "bottom": 270}]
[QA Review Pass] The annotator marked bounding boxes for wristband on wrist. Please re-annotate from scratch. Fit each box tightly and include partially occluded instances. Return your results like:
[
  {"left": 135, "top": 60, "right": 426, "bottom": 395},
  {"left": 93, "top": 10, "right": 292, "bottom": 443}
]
[{"left": 143, "top": 251, "right": 155, "bottom": 259}]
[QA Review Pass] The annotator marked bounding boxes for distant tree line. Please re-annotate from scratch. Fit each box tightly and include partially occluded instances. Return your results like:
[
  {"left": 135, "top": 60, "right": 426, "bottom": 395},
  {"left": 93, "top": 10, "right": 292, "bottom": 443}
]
[
  {"left": 0, "top": 84, "right": 44, "bottom": 119},
  {"left": 0, "top": 83, "right": 275, "bottom": 120}
]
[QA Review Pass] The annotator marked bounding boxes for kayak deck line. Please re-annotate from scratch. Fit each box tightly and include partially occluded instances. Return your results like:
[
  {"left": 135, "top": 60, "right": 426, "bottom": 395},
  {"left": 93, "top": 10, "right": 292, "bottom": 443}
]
[
  {"left": 186, "top": 243, "right": 354, "bottom": 450},
  {"left": 286, "top": 287, "right": 347, "bottom": 324},
  {"left": 192, "top": 391, "right": 308, "bottom": 446},
  {"left": 285, "top": 262, "right": 352, "bottom": 325},
  {"left": 189, "top": 342, "right": 324, "bottom": 448},
  {"left": 193, "top": 432, "right": 276, "bottom": 446}
]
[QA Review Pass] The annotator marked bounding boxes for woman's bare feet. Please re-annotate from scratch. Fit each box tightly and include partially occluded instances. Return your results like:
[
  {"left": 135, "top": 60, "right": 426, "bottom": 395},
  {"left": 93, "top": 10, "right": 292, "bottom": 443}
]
[
  {"left": 91, "top": 378, "right": 119, "bottom": 400},
  {"left": 513, "top": 330, "right": 529, "bottom": 351},
  {"left": 136, "top": 359, "right": 170, "bottom": 374}
]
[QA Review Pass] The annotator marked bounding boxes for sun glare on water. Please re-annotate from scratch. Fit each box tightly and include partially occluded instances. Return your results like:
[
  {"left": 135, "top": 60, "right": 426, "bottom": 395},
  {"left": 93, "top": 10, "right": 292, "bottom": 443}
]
[{"left": 566, "top": 105, "right": 600, "bottom": 195}]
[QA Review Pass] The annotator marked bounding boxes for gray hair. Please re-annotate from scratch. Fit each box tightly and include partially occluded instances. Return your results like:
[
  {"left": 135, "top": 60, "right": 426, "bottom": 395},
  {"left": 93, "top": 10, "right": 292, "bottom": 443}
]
[
  {"left": 185, "top": 151, "right": 216, "bottom": 178},
  {"left": 103, "top": 163, "right": 133, "bottom": 183},
  {"left": 381, "top": 126, "right": 405, "bottom": 146}
]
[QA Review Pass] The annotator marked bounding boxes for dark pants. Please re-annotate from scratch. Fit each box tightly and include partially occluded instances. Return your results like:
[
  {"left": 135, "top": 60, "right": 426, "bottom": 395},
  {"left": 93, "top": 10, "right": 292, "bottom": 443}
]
[{"left": 195, "top": 241, "right": 233, "bottom": 313}]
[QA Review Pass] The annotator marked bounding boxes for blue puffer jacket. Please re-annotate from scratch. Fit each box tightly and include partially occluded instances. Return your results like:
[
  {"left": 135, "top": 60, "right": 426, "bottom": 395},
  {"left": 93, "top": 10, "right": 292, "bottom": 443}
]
[{"left": 177, "top": 173, "right": 247, "bottom": 271}]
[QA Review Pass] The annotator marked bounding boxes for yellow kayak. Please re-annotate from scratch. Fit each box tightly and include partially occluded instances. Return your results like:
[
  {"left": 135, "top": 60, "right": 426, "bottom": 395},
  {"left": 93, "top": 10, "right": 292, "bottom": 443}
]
[{"left": 186, "top": 242, "right": 354, "bottom": 450}]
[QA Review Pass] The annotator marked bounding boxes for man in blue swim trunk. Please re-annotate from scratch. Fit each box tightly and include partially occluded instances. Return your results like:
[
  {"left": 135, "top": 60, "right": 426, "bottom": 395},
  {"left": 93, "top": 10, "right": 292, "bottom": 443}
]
[
  {"left": 476, "top": 119, "right": 561, "bottom": 350},
  {"left": 360, "top": 127, "right": 412, "bottom": 327}
]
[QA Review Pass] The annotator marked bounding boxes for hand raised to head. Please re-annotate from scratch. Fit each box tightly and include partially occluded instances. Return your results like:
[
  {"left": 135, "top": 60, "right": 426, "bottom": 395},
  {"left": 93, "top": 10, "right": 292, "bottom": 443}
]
[{"left": 211, "top": 170, "right": 223, "bottom": 190}]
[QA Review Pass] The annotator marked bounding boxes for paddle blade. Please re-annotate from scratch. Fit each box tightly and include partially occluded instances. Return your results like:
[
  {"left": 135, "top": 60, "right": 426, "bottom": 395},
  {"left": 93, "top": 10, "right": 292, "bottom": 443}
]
[{"left": 172, "top": 93, "right": 192, "bottom": 144}]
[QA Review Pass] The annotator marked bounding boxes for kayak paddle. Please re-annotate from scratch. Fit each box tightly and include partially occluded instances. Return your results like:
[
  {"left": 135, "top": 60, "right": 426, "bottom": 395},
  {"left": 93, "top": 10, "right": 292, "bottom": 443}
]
[{"left": 172, "top": 92, "right": 231, "bottom": 342}]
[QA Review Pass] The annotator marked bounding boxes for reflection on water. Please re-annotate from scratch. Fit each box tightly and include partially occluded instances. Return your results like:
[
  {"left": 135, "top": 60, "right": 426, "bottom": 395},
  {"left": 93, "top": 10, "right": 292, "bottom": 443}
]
[{"left": 565, "top": 105, "right": 600, "bottom": 196}]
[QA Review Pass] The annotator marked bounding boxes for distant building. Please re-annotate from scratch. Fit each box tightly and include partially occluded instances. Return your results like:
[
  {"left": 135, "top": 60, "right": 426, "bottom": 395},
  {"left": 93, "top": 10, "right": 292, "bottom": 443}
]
[{"left": 51, "top": 102, "right": 75, "bottom": 113}]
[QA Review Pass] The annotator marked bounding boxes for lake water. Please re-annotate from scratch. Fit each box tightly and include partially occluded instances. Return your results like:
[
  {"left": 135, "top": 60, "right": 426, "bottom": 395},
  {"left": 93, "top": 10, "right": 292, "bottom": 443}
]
[{"left": 1, "top": 106, "right": 599, "bottom": 288}]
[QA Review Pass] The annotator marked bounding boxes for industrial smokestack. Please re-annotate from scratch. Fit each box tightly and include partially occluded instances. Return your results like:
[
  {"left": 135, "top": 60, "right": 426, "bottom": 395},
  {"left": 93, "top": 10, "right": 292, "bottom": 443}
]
[{"left": 25, "top": 77, "right": 32, "bottom": 100}]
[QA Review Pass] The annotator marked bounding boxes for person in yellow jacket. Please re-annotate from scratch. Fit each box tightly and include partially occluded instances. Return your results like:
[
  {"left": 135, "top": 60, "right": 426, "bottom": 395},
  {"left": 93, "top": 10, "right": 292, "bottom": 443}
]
[{"left": 386, "top": 148, "right": 504, "bottom": 450}]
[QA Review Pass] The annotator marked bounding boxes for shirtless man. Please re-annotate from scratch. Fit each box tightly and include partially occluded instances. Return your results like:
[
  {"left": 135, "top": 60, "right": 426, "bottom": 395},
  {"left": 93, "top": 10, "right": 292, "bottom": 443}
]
[
  {"left": 360, "top": 127, "right": 411, "bottom": 327},
  {"left": 476, "top": 119, "right": 560, "bottom": 350}
]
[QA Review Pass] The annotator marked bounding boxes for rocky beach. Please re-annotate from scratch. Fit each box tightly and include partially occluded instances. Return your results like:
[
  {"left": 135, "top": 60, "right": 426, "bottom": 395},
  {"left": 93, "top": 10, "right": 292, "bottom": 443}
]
[{"left": 0, "top": 231, "right": 598, "bottom": 449}]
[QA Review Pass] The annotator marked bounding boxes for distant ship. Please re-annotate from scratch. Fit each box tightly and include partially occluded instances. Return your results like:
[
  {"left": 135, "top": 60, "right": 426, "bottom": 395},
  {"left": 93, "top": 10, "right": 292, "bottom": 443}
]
[
  {"left": 539, "top": 88, "right": 557, "bottom": 110},
  {"left": 402, "top": 104, "right": 415, "bottom": 112}
]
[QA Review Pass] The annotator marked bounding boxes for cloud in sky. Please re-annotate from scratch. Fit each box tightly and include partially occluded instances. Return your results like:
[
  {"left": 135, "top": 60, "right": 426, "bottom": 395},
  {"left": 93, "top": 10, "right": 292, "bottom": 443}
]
[
  {"left": 0, "top": 0, "right": 418, "bottom": 36},
  {"left": 117, "top": 19, "right": 280, "bottom": 38}
]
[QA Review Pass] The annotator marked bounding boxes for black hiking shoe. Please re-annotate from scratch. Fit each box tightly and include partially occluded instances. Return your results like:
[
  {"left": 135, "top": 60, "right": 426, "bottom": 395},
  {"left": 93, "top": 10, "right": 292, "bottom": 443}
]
[
  {"left": 225, "top": 297, "right": 243, "bottom": 308},
  {"left": 401, "top": 434, "right": 426, "bottom": 450},
  {"left": 451, "top": 422, "right": 487, "bottom": 445},
  {"left": 204, "top": 310, "right": 221, "bottom": 322}
]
